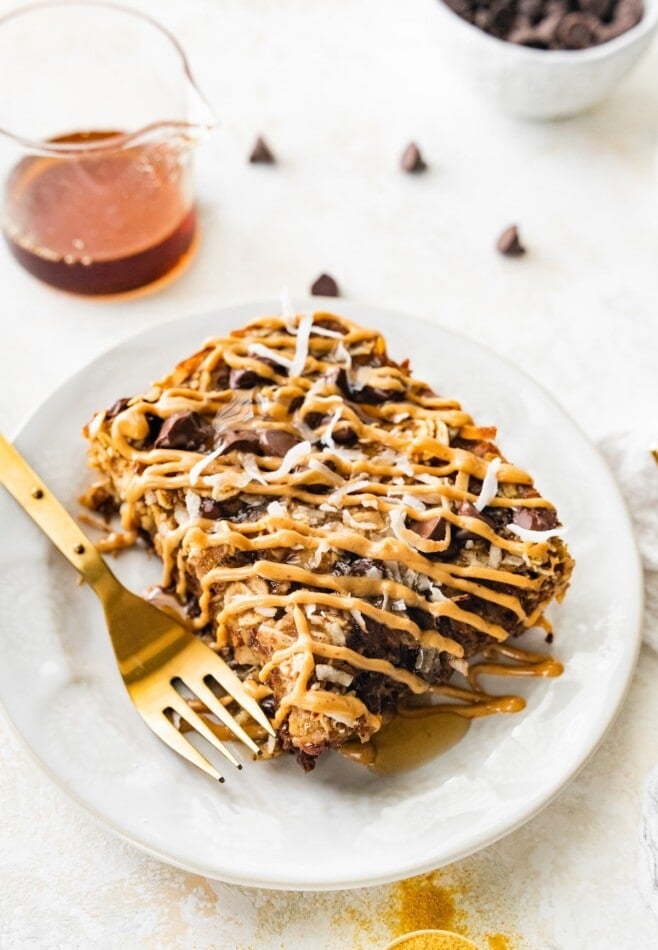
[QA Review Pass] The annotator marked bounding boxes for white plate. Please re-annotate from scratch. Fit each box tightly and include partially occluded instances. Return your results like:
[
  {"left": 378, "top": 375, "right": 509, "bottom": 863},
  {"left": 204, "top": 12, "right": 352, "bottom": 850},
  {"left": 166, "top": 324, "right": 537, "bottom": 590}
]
[{"left": 0, "top": 300, "right": 643, "bottom": 891}]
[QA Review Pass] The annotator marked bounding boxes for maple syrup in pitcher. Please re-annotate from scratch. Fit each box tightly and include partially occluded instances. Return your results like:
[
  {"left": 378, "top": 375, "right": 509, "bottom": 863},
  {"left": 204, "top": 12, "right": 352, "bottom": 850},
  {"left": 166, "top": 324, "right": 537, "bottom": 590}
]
[{"left": 2, "top": 130, "right": 197, "bottom": 295}]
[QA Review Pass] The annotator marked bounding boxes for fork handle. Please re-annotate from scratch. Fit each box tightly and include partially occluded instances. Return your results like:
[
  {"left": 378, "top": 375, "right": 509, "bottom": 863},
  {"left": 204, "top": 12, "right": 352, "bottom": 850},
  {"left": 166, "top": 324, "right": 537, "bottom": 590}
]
[{"left": 0, "top": 432, "right": 120, "bottom": 598}]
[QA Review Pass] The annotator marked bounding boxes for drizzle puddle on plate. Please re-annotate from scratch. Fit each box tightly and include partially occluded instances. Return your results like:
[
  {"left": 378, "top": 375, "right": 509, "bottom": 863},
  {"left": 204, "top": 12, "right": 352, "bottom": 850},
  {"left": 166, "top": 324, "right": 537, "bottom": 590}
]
[{"left": 341, "top": 709, "right": 470, "bottom": 775}]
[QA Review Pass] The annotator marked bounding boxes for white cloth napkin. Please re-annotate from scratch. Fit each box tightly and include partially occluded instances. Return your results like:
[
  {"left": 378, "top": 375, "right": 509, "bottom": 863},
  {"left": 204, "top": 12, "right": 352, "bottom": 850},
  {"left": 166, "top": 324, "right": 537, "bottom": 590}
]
[{"left": 598, "top": 431, "right": 658, "bottom": 919}]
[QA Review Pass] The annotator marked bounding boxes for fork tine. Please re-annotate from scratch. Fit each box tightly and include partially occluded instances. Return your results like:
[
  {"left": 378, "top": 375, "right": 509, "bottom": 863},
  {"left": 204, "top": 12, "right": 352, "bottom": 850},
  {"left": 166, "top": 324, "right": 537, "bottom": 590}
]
[
  {"left": 182, "top": 673, "right": 261, "bottom": 756},
  {"left": 194, "top": 647, "right": 276, "bottom": 738},
  {"left": 167, "top": 690, "right": 242, "bottom": 771},
  {"left": 144, "top": 709, "right": 224, "bottom": 782}
]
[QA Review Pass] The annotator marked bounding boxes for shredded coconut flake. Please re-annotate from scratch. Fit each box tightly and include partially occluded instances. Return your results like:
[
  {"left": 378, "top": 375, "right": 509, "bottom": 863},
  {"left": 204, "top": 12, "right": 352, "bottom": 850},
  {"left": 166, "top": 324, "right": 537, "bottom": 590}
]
[
  {"left": 328, "top": 477, "right": 371, "bottom": 505},
  {"left": 508, "top": 523, "right": 563, "bottom": 543},
  {"left": 190, "top": 448, "right": 221, "bottom": 485},
  {"left": 474, "top": 456, "right": 502, "bottom": 512},
  {"left": 395, "top": 454, "right": 414, "bottom": 477},
  {"left": 309, "top": 541, "right": 329, "bottom": 569},
  {"left": 350, "top": 609, "right": 368, "bottom": 632},
  {"left": 249, "top": 343, "right": 293, "bottom": 370},
  {"left": 322, "top": 406, "right": 343, "bottom": 448},
  {"left": 429, "top": 584, "right": 448, "bottom": 603},
  {"left": 343, "top": 510, "right": 379, "bottom": 531},
  {"left": 173, "top": 506, "right": 188, "bottom": 526},
  {"left": 488, "top": 545, "right": 502, "bottom": 569},
  {"left": 267, "top": 500, "right": 287, "bottom": 518},
  {"left": 206, "top": 470, "right": 251, "bottom": 490},
  {"left": 241, "top": 453, "right": 268, "bottom": 485},
  {"left": 185, "top": 491, "right": 201, "bottom": 521},
  {"left": 315, "top": 664, "right": 354, "bottom": 687},
  {"left": 309, "top": 457, "right": 343, "bottom": 485},
  {"left": 289, "top": 311, "right": 313, "bottom": 378},
  {"left": 334, "top": 341, "right": 352, "bottom": 367},
  {"left": 365, "top": 565, "right": 383, "bottom": 580},
  {"left": 402, "top": 493, "right": 425, "bottom": 513},
  {"left": 389, "top": 507, "right": 407, "bottom": 542},
  {"left": 310, "top": 325, "right": 343, "bottom": 339},
  {"left": 264, "top": 439, "right": 312, "bottom": 482}
]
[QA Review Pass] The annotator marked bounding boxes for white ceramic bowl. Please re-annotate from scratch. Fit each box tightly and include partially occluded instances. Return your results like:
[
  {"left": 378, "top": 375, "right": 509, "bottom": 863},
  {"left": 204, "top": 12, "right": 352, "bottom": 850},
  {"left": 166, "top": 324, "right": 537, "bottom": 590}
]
[{"left": 431, "top": 0, "right": 658, "bottom": 119}]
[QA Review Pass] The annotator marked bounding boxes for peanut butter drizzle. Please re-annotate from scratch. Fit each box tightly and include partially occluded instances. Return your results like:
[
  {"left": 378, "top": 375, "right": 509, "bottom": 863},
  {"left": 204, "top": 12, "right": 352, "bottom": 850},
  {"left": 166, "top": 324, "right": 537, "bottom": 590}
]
[
  {"left": 430, "top": 642, "right": 564, "bottom": 718},
  {"left": 87, "top": 311, "right": 572, "bottom": 739}
]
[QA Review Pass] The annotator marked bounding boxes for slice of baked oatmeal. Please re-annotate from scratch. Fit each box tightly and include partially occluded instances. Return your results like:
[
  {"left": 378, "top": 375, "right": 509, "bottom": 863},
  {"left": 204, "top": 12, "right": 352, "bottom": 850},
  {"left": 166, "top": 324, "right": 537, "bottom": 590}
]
[{"left": 83, "top": 312, "right": 574, "bottom": 770}]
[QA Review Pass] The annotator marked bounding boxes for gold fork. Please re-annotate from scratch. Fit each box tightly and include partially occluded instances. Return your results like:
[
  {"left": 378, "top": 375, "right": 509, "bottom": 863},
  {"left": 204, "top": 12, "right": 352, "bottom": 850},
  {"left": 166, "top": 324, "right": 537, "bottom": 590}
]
[{"left": 0, "top": 432, "right": 274, "bottom": 782}]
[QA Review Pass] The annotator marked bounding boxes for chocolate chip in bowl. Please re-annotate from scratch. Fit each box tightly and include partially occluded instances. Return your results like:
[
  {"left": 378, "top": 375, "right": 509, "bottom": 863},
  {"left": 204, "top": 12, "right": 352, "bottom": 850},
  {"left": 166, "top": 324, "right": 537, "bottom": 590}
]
[
  {"left": 432, "top": 0, "right": 658, "bottom": 118},
  {"left": 443, "top": 0, "right": 644, "bottom": 49}
]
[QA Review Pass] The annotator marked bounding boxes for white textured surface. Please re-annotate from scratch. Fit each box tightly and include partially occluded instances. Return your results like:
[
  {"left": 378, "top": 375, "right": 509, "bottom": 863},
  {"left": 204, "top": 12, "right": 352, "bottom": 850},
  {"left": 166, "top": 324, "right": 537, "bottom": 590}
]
[{"left": 0, "top": 0, "right": 657, "bottom": 946}]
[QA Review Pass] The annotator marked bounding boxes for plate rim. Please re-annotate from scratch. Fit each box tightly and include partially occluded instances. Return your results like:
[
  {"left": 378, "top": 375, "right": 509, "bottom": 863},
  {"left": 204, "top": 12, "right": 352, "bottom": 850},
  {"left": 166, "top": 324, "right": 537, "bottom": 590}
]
[{"left": 0, "top": 298, "right": 645, "bottom": 890}]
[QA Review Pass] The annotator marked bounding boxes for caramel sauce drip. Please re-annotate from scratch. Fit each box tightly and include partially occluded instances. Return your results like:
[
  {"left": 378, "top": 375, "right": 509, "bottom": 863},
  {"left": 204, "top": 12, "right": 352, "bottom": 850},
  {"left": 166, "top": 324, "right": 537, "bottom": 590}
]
[{"left": 85, "top": 311, "right": 572, "bottom": 744}]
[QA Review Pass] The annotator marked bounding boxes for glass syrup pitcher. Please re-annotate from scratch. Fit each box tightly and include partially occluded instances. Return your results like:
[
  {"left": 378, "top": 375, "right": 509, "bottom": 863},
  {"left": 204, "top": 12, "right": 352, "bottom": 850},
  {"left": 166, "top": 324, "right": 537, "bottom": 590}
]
[{"left": 0, "top": 1, "right": 215, "bottom": 295}]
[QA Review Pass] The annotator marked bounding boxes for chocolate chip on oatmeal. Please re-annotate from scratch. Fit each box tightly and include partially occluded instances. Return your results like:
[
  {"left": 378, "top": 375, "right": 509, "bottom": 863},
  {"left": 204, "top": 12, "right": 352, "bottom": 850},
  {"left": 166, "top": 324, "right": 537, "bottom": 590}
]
[
  {"left": 249, "top": 135, "right": 275, "bottom": 164},
  {"left": 496, "top": 224, "right": 526, "bottom": 257},
  {"left": 332, "top": 424, "right": 358, "bottom": 445},
  {"left": 199, "top": 497, "right": 226, "bottom": 519},
  {"left": 259, "top": 429, "right": 301, "bottom": 457},
  {"left": 401, "top": 142, "right": 427, "bottom": 174},
  {"left": 154, "top": 411, "right": 214, "bottom": 451},
  {"left": 310, "top": 273, "right": 339, "bottom": 297},
  {"left": 229, "top": 367, "right": 270, "bottom": 389},
  {"left": 217, "top": 430, "right": 262, "bottom": 455},
  {"left": 409, "top": 515, "right": 447, "bottom": 541},
  {"left": 455, "top": 501, "right": 497, "bottom": 540},
  {"left": 512, "top": 505, "right": 559, "bottom": 531},
  {"left": 105, "top": 397, "right": 130, "bottom": 420}
]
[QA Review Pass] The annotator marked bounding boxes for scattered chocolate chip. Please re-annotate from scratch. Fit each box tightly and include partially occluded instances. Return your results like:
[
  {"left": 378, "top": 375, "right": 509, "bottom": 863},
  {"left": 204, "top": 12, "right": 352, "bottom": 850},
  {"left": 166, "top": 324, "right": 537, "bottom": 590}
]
[
  {"left": 408, "top": 515, "right": 447, "bottom": 541},
  {"left": 258, "top": 429, "right": 301, "bottom": 457},
  {"left": 249, "top": 135, "right": 275, "bottom": 164},
  {"left": 512, "top": 505, "right": 558, "bottom": 531},
  {"left": 545, "top": 631, "right": 554, "bottom": 643},
  {"left": 105, "top": 397, "right": 130, "bottom": 420},
  {"left": 229, "top": 367, "right": 270, "bottom": 389},
  {"left": 310, "top": 273, "right": 339, "bottom": 297},
  {"left": 154, "top": 411, "right": 214, "bottom": 451},
  {"left": 497, "top": 224, "right": 526, "bottom": 258},
  {"left": 401, "top": 142, "right": 427, "bottom": 174}
]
